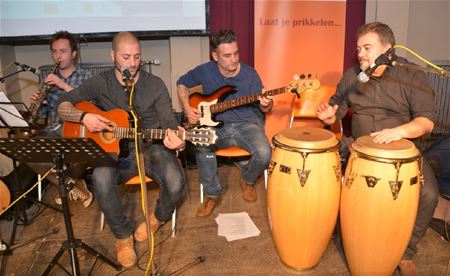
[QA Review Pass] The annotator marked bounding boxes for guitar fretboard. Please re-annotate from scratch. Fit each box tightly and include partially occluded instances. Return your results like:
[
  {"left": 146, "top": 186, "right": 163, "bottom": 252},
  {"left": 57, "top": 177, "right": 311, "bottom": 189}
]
[
  {"left": 210, "top": 86, "right": 288, "bottom": 114},
  {"left": 112, "top": 127, "right": 183, "bottom": 140}
]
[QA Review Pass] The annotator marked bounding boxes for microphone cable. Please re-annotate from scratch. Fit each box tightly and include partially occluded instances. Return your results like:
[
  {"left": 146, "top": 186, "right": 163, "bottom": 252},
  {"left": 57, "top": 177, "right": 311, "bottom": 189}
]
[
  {"left": 128, "top": 79, "right": 157, "bottom": 276},
  {"left": 393, "top": 44, "right": 447, "bottom": 73}
]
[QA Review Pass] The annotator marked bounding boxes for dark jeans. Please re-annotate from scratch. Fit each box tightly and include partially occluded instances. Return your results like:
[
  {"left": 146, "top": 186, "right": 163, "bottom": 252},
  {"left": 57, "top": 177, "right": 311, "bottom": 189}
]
[
  {"left": 339, "top": 136, "right": 439, "bottom": 260},
  {"left": 195, "top": 122, "right": 271, "bottom": 197},
  {"left": 93, "top": 142, "right": 185, "bottom": 239}
]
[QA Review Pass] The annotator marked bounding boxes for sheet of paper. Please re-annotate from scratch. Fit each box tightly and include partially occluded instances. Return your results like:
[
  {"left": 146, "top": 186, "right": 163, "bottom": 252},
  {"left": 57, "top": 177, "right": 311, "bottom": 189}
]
[
  {"left": 0, "top": 91, "right": 28, "bottom": 127},
  {"left": 215, "top": 212, "right": 261, "bottom": 242}
]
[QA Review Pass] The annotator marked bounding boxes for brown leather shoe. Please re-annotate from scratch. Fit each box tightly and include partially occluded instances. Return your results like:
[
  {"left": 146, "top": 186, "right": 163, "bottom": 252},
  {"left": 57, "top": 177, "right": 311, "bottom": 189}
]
[
  {"left": 115, "top": 235, "right": 137, "bottom": 268},
  {"left": 134, "top": 212, "right": 163, "bottom": 242},
  {"left": 196, "top": 196, "right": 220, "bottom": 217},
  {"left": 398, "top": 259, "right": 419, "bottom": 276},
  {"left": 240, "top": 179, "right": 257, "bottom": 202}
]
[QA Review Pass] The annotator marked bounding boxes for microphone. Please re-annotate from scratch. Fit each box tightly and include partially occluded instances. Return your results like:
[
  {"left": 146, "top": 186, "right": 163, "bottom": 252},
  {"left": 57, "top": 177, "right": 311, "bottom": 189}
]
[
  {"left": 357, "top": 48, "right": 394, "bottom": 83},
  {"left": 14, "top": 62, "right": 41, "bottom": 75},
  {"left": 120, "top": 67, "right": 132, "bottom": 83}
]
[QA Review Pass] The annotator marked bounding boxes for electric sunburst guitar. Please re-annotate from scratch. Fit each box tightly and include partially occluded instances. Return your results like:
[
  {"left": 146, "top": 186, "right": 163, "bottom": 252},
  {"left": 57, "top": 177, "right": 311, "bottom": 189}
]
[
  {"left": 189, "top": 74, "right": 320, "bottom": 127},
  {"left": 63, "top": 101, "right": 217, "bottom": 154}
]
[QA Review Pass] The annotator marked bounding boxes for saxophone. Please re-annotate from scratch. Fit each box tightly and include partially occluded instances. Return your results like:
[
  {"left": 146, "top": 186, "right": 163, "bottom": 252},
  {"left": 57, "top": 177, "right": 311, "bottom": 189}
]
[{"left": 27, "top": 62, "right": 60, "bottom": 124}]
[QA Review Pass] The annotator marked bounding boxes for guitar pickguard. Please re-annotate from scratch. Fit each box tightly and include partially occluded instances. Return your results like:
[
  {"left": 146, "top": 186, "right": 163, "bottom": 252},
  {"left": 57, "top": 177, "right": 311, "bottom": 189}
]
[{"left": 198, "top": 99, "right": 221, "bottom": 127}]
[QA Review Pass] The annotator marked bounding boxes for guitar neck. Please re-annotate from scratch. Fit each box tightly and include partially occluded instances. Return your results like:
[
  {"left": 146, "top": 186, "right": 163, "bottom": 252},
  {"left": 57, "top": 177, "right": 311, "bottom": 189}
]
[
  {"left": 113, "top": 127, "right": 184, "bottom": 140},
  {"left": 210, "top": 86, "right": 286, "bottom": 114}
]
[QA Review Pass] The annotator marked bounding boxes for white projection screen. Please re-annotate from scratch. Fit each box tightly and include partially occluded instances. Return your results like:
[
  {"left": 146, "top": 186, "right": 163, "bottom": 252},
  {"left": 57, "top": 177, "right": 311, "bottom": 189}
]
[{"left": 0, "top": 0, "right": 209, "bottom": 44}]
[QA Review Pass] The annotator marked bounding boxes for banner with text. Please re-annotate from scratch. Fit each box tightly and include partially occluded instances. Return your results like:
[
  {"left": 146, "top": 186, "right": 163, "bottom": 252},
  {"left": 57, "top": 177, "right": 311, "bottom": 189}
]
[{"left": 255, "top": 0, "right": 347, "bottom": 136}]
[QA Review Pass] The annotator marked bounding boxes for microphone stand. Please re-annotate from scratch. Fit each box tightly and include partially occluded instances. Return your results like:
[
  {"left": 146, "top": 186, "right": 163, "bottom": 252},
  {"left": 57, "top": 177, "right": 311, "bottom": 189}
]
[
  {"left": 0, "top": 68, "right": 29, "bottom": 83},
  {"left": 391, "top": 60, "right": 450, "bottom": 78}
]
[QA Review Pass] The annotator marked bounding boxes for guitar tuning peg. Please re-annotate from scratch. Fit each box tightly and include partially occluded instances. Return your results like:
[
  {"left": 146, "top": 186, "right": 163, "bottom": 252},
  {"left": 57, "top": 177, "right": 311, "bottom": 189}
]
[
  {"left": 307, "top": 73, "right": 312, "bottom": 79},
  {"left": 293, "top": 74, "right": 299, "bottom": 80},
  {"left": 300, "top": 74, "right": 305, "bottom": 79}
]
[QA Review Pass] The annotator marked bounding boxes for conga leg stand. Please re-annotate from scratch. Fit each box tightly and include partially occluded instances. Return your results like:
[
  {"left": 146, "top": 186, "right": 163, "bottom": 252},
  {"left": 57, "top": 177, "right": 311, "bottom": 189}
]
[{"left": 42, "top": 153, "right": 121, "bottom": 275}]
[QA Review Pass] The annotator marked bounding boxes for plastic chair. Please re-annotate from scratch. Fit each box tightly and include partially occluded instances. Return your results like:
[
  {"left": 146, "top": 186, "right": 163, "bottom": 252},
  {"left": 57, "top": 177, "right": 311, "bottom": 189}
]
[
  {"left": 289, "top": 85, "right": 343, "bottom": 138},
  {"left": 199, "top": 146, "right": 251, "bottom": 202},
  {"left": 100, "top": 175, "right": 177, "bottom": 237}
]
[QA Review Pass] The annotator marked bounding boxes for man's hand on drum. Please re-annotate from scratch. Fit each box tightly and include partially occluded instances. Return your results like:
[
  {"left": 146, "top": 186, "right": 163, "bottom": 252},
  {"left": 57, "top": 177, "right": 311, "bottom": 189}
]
[
  {"left": 317, "top": 103, "right": 338, "bottom": 125},
  {"left": 370, "top": 128, "right": 403, "bottom": 144}
]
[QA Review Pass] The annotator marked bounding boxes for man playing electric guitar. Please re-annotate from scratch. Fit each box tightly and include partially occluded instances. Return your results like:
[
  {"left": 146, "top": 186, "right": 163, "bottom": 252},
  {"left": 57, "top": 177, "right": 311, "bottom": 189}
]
[
  {"left": 56, "top": 32, "right": 186, "bottom": 268},
  {"left": 177, "top": 29, "right": 273, "bottom": 217}
]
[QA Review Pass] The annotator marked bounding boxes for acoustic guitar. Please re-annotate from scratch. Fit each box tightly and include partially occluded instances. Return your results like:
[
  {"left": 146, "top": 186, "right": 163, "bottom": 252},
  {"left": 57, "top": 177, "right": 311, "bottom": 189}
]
[
  {"left": 63, "top": 101, "right": 217, "bottom": 154},
  {"left": 0, "top": 179, "right": 11, "bottom": 212},
  {"left": 189, "top": 74, "right": 320, "bottom": 127}
]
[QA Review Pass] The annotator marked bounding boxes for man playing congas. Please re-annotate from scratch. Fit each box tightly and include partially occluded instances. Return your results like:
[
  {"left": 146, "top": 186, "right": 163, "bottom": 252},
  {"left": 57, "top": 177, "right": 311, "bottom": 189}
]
[{"left": 317, "top": 22, "right": 439, "bottom": 275}]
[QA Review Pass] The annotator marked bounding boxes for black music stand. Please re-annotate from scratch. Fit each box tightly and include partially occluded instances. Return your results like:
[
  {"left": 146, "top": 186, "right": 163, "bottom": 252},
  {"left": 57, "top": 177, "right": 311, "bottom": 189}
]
[
  {"left": 0, "top": 138, "right": 121, "bottom": 275},
  {"left": 0, "top": 99, "right": 61, "bottom": 268}
]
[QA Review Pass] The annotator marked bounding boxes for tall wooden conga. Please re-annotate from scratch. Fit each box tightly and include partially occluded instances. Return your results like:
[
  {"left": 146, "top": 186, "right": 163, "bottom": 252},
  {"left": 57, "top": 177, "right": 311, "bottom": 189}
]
[
  {"left": 267, "top": 127, "right": 341, "bottom": 270},
  {"left": 340, "top": 136, "right": 421, "bottom": 275}
]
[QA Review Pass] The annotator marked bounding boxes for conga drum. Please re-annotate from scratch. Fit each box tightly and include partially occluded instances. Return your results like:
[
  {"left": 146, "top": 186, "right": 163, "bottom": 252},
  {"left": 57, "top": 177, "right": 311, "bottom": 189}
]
[
  {"left": 340, "top": 136, "right": 421, "bottom": 275},
  {"left": 267, "top": 127, "right": 341, "bottom": 270}
]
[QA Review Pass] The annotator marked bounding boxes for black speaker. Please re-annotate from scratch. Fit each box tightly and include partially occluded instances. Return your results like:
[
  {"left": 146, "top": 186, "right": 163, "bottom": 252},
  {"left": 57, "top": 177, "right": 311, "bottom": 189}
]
[{"left": 424, "top": 135, "right": 450, "bottom": 198}]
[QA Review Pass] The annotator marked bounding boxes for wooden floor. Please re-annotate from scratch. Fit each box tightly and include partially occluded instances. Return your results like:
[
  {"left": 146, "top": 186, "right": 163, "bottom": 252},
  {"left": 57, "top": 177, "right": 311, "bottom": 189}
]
[{"left": 1, "top": 165, "right": 449, "bottom": 275}]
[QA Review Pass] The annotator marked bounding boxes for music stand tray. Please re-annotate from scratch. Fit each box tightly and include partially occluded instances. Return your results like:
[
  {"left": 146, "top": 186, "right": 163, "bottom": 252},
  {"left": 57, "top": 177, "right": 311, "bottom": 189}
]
[{"left": 0, "top": 138, "right": 121, "bottom": 275}]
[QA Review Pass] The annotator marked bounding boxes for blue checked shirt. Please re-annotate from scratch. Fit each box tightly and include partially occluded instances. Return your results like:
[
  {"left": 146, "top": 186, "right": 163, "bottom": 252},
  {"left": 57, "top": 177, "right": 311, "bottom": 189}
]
[{"left": 40, "top": 67, "right": 92, "bottom": 134}]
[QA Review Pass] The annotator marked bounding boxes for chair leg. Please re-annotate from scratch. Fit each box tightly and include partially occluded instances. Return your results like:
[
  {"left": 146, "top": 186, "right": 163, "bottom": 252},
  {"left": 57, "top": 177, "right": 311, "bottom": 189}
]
[
  {"left": 100, "top": 212, "right": 105, "bottom": 231},
  {"left": 200, "top": 184, "right": 204, "bottom": 203},
  {"left": 289, "top": 112, "right": 294, "bottom": 128},
  {"left": 264, "top": 169, "right": 268, "bottom": 189},
  {"left": 38, "top": 174, "right": 42, "bottom": 201},
  {"left": 171, "top": 209, "right": 176, "bottom": 237}
]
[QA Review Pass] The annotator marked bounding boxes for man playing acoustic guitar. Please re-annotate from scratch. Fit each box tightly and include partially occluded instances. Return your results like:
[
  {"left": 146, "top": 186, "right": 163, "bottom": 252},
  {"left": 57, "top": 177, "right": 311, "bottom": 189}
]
[
  {"left": 177, "top": 29, "right": 273, "bottom": 217},
  {"left": 56, "top": 32, "right": 186, "bottom": 268}
]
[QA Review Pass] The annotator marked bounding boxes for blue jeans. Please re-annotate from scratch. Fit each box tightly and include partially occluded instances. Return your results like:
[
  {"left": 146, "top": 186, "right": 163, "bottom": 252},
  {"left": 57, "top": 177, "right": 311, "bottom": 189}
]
[
  {"left": 92, "top": 142, "right": 185, "bottom": 239},
  {"left": 196, "top": 122, "right": 271, "bottom": 197}
]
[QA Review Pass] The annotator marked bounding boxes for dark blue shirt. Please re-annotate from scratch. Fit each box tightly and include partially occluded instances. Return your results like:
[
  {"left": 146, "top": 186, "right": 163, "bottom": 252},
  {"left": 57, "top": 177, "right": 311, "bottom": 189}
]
[{"left": 177, "top": 61, "right": 265, "bottom": 126}]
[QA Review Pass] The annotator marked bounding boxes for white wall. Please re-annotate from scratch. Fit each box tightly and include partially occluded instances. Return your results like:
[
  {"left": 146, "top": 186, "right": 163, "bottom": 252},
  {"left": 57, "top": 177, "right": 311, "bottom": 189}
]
[{"left": 366, "top": 0, "right": 450, "bottom": 64}]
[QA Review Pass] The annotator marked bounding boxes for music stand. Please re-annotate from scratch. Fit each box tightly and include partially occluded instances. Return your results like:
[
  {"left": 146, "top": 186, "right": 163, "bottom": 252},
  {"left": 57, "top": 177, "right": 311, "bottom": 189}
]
[
  {"left": 0, "top": 138, "right": 121, "bottom": 275},
  {"left": 0, "top": 97, "right": 61, "bottom": 266}
]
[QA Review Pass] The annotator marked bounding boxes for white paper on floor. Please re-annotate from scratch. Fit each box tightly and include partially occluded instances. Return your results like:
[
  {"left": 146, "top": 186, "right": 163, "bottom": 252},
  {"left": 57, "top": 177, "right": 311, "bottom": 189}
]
[{"left": 215, "top": 212, "right": 261, "bottom": 241}]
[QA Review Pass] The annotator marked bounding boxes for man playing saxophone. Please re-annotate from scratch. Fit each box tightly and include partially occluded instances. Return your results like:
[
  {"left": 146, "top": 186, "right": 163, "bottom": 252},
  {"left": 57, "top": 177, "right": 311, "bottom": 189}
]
[{"left": 29, "top": 31, "right": 93, "bottom": 207}]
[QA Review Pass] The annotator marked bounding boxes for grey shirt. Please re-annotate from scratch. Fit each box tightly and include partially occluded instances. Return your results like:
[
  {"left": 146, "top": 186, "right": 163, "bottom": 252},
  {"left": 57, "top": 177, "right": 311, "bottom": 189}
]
[
  {"left": 56, "top": 68, "right": 178, "bottom": 131},
  {"left": 330, "top": 56, "right": 436, "bottom": 144}
]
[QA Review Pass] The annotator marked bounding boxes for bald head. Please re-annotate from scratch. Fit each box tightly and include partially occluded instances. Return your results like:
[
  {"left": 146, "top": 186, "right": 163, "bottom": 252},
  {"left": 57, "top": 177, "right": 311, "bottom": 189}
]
[{"left": 112, "top": 32, "right": 140, "bottom": 51}]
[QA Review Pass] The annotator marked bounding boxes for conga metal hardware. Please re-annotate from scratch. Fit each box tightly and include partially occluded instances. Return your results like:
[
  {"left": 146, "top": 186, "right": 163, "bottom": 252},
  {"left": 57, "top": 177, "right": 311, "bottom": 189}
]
[
  {"left": 333, "top": 165, "right": 341, "bottom": 182},
  {"left": 410, "top": 175, "right": 418, "bottom": 186},
  {"left": 279, "top": 164, "right": 291, "bottom": 174},
  {"left": 268, "top": 160, "right": 277, "bottom": 177},
  {"left": 346, "top": 173, "right": 357, "bottom": 188},
  {"left": 363, "top": 175, "right": 381, "bottom": 188},
  {"left": 345, "top": 154, "right": 358, "bottom": 188},
  {"left": 297, "top": 152, "right": 310, "bottom": 187},
  {"left": 297, "top": 169, "right": 311, "bottom": 187},
  {"left": 418, "top": 157, "right": 425, "bottom": 186}
]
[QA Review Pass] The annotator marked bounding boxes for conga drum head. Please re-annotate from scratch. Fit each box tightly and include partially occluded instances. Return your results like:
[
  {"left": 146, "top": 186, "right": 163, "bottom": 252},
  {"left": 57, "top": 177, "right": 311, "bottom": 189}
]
[
  {"left": 273, "top": 127, "right": 339, "bottom": 150},
  {"left": 351, "top": 135, "right": 420, "bottom": 160}
]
